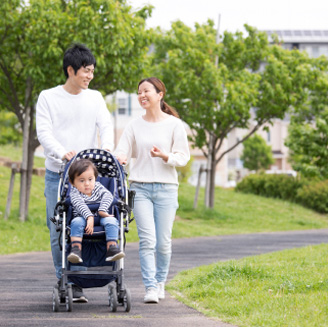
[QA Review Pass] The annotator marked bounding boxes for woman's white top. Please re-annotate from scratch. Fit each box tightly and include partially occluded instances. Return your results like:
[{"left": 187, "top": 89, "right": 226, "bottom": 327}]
[{"left": 114, "top": 115, "right": 190, "bottom": 185}]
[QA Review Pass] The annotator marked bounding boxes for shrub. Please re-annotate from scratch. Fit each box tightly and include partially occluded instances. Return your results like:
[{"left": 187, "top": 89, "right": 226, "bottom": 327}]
[
  {"left": 236, "top": 173, "right": 306, "bottom": 201},
  {"left": 236, "top": 173, "right": 328, "bottom": 213},
  {"left": 296, "top": 180, "right": 328, "bottom": 213}
]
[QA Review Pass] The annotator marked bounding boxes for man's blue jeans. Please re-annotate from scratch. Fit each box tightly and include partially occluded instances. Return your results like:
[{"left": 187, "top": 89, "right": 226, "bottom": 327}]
[
  {"left": 130, "top": 182, "right": 179, "bottom": 290},
  {"left": 44, "top": 169, "right": 61, "bottom": 279}
]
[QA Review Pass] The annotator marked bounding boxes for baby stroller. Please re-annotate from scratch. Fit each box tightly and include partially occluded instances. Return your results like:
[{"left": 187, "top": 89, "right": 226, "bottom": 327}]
[{"left": 51, "top": 149, "right": 134, "bottom": 312}]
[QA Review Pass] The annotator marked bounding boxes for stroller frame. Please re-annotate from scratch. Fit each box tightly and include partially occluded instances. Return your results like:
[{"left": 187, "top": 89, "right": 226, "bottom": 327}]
[{"left": 51, "top": 149, "right": 135, "bottom": 312}]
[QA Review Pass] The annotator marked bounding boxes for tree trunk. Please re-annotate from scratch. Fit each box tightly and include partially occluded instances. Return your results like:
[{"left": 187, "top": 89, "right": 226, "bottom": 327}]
[
  {"left": 205, "top": 135, "right": 218, "bottom": 209},
  {"left": 19, "top": 106, "right": 30, "bottom": 221},
  {"left": 204, "top": 134, "right": 213, "bottom": 207},
  {"left": 209, "top": 153, "right": 217, "bottom": 208},
  {"left": 26, "top": 138, "right": 37, "bottom": 215}
]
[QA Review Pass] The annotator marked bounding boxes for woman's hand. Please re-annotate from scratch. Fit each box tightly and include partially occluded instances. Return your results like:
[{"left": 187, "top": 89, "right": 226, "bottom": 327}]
[
  {"left": 150, "top": 145, "right": 168, "bottom": 162},
  {"left": 85, "top": 216, "right": 94, "bottom": 235},
  {"left": 116, "top": 153, "right": 128, "bottom": 165}
]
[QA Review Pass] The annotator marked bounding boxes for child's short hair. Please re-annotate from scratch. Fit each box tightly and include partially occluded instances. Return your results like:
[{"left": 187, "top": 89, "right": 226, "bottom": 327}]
[{"left": 69, "top": 159, "right": 98, "bottom": 183}]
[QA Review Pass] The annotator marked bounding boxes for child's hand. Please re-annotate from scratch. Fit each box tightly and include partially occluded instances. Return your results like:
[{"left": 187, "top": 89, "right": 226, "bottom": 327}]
[
  {"left": 98, "top": 210, "right": 110, "bottom": 218},
  {"left": 85, "top": 216, "right": 94, "bottom": 235}
]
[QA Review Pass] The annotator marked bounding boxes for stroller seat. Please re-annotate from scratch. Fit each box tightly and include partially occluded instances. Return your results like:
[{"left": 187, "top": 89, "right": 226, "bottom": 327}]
[{"left": 66, "top": 176, "right": 118, "bottom": 239}]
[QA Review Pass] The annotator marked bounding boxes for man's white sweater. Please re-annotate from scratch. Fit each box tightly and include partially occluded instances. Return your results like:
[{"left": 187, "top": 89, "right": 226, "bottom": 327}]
[{"left": 36, "top": 86, "right": 114, "bottom": 172}]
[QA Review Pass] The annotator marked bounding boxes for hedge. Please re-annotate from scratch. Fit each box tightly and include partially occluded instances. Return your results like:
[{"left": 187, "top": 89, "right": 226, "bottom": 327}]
[{"left": 235, "top": 173, "right": 328, "bottom": 213}]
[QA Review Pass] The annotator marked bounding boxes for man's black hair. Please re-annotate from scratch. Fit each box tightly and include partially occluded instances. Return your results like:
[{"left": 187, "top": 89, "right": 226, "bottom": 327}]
[{"left": 63, "top": 43, "right": 96, "bottom": 78}]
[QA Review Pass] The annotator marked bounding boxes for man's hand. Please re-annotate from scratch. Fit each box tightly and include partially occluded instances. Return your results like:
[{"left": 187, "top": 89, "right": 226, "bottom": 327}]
[{"left": 62, "top": 150, "right": 76, "bottom": 161}]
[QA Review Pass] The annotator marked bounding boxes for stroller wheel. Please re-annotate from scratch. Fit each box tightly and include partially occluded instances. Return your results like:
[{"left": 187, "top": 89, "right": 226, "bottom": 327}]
[
  {"left": 108, "top": 284, "right": 118, "bottom": 312},
  {"left": 66, "top": 284, "right": 73, "bottom": 312},
  {"left": 52, "top": 286, "right": 60, "bottom": 312},
  {"left": 123, "top": 288, "right": 131, "bottom": 312}
]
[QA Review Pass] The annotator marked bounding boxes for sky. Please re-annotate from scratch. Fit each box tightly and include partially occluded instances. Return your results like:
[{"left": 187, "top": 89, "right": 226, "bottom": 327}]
[{"left": 128, "top": 0, "right": 328, "bottom": 33}]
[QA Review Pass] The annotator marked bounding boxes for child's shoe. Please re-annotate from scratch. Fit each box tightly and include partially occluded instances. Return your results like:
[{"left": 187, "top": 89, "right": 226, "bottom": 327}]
[
  {"left": 105, "top": 245, "right": 125, "bottom": 262},
  {"left": 68, "top": 246, "right": 83, "bottom": 264}
]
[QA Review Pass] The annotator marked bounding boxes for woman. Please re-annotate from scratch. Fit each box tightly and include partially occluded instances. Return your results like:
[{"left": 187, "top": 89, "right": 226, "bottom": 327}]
[{"left": 114, "top": 77, "right": 190, "bottom": 303}]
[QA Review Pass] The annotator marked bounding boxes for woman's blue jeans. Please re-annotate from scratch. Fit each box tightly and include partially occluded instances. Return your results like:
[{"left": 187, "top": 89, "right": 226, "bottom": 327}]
[
  {"left": 44, "top": 169, "right": 61, "bottom": 280},
  {"left": 70, "top": 216, "right": 119, "bottom": 241},
  {"left": 130, "top": 182, "right": 179, "bottom": 290}
]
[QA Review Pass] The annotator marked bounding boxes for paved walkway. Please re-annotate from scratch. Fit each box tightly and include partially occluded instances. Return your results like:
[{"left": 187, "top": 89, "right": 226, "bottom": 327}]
[{"left": 1, "top": 229, "right": 327, "bottom": 327}]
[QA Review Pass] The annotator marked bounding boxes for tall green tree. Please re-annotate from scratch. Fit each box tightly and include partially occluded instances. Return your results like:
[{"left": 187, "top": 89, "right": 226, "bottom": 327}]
[
  {"left": 286, "top": 109, "right": 328, "bottom": 179},
  {"left": 0, "top": 0, "right": 152, "bottom": 220},
  {"left": 151, "top": 22, "right": 302, "bottom": 207},
  {"left": 240, "top": 134, "right": 274, "bottom": 172},
  {"left": 285, "top": 55, "right": 328, "bottom": 179}
]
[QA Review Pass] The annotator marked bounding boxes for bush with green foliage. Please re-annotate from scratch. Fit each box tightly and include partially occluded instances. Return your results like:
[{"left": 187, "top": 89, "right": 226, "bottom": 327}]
[
  {"left": 236, "top": 173, "right": 328, "bottom": 213},
  {"left": 296, "top": 180, "right": 328, "bottom": 213},
  {"left": 235, "top": 173, "right": 305, "bottom": 201}
]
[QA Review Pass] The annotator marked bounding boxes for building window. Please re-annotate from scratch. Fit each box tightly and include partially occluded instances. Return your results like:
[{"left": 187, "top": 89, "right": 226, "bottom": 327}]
[
  {"left": 312, "top": 46, "right": 319, "bottom": 58},
  {"left": 118, "top": 108, "right": 126, "bottom": 115},
  {"left": 267, "top": 130, "right": 271, "bottom": 143},
  {"left": 118, "top": 98, "right": 127, "bottom": 115}
]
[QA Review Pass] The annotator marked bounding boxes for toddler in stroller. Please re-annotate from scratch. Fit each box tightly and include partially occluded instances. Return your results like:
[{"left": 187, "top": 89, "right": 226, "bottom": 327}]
[
  {"left": 51, "top": 149, "right": 134, "bottom": 313},
  {"left": 67, "top": 158, "right": 125, "bottom": 264}
]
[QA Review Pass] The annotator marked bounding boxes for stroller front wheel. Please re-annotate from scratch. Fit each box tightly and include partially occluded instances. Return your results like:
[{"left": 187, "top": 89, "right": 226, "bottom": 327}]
[
  {"left": 52, "top": 286, "right": 60, "bottom": 312},
  {"left": 123, "top": 288, "right": 131, "bottom": 312},
  {"left": 108, "top": 284, "right": 118, "bottom": 312},
  {"left": 65, "top": 284, "right": 73, "bottom": 312}
]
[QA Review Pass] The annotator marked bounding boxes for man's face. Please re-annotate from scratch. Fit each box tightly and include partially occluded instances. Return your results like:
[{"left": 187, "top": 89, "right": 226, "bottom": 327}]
[{"left": 69, "top": 64, "right": 95, "bottom": 90}]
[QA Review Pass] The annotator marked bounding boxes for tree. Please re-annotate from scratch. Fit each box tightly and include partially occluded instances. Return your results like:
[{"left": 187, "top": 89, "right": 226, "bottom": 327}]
[
  {"left": 286, "top": 109, "right": 328, "bottom": 180},
  {"left": 285, "top": 54, "right": 328, "bottom": 179},
  {"left": 0, "top": 0, "right": 152, "bottom": 220},
  {"left": 151, "top": 21, "right": 303, "bottom": 207},
  {"left": 240, "top": 134, "right": 274, "bottom": 172}
]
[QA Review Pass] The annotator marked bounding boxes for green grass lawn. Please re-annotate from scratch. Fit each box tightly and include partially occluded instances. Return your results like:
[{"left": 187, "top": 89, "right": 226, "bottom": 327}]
[{"left": 168, "top": 244, "right": 328, "bottom": 327}]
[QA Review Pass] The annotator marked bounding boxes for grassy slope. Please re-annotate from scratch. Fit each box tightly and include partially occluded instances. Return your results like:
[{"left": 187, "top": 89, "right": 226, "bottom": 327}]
[{"left": 168, "top": 244, "right": 328, "bottom": 327}]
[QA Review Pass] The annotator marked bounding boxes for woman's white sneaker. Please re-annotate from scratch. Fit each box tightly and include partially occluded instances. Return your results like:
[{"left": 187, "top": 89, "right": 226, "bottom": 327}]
[
  {"left": 157, "top": 282, "right": 165, "bottom": 300},
  {"left": 144, "top": 287, "right": 159, "bottom": 303}
]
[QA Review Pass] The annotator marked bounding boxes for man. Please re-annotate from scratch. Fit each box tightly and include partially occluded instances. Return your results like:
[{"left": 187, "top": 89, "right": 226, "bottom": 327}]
[{"left": 36, "top": 43, "right": 114, "bottom": 302}]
